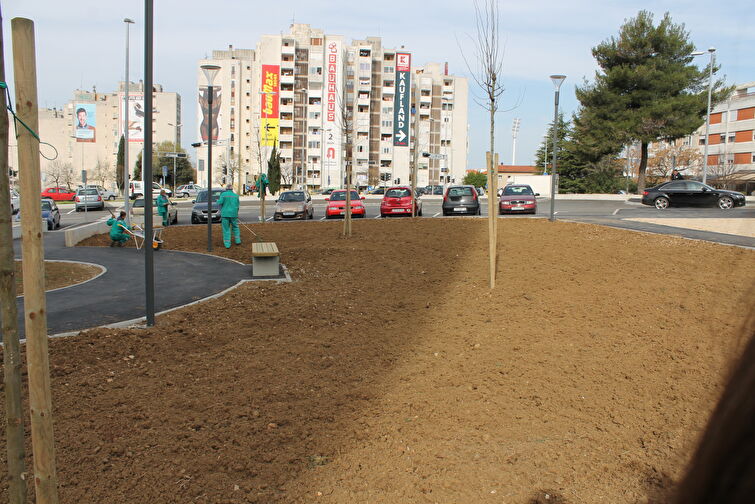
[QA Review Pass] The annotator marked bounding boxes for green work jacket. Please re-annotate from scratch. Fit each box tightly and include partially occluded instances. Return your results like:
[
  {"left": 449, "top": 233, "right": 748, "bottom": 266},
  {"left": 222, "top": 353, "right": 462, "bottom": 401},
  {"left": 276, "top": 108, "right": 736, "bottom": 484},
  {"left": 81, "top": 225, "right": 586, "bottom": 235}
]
[{"left": 218, "top": 190, "right": 240, "bottom": 218}]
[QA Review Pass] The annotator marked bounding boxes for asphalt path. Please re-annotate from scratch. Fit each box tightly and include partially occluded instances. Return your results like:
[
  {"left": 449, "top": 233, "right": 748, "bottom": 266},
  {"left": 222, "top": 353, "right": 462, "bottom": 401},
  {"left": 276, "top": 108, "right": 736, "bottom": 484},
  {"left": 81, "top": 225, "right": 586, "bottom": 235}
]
[{"left": 4, "top": 229, "right": 249, "bottom": 340}]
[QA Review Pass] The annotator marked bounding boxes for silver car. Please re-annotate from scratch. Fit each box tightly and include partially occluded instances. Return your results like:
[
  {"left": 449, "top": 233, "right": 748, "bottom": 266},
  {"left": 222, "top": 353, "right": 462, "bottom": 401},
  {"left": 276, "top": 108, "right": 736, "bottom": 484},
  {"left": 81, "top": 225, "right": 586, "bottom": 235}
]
[
  {"left": 75, "top": 188, "right": 105, "bottom": 211},
  {"left": 176, "top": 184, "right": 203, "bottom": 198},
  {"left": 274, "top": 190, "right": 314, "bottom": 220}
]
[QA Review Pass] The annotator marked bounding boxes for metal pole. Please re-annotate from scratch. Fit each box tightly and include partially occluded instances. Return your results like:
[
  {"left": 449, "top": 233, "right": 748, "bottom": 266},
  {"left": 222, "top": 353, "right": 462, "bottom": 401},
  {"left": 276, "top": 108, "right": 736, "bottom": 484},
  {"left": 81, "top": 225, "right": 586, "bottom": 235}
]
[
  {"left": 702, "top": 48, "right": 715, "bottom": 185},
  {"left": 549, "top": 88, "right": 561, "bottom": 222},
  {"left": 207, "top": 85, "right": 214, "bottom": 251},
  {"left": 123, "top": 18, "right": 134, "bottom": 221},
  {"left": 12, "top": 17, "right": 60, "bottom": 504},
  {"left": 144, "top": 0, "right": 155, "bottom": 326}
]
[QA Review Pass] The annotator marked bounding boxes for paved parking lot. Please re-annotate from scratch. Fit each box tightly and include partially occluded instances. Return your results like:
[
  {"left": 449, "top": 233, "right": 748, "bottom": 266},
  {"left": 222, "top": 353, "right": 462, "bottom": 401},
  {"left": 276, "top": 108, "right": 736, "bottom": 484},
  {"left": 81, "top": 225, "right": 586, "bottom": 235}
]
[{"left": 46, "top": 197, "right": 754, "bottom": 247}]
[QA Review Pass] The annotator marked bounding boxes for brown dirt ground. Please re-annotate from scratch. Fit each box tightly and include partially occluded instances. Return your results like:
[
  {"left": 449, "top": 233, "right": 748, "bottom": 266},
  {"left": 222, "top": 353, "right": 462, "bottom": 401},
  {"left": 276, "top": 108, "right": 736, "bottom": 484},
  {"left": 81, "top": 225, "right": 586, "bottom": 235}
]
[
  {"left": 4, "top": 219, "right": 755, "bottom": 503},
  {"left": 14, "top": 260, "right": 101, "bottom": 296}
]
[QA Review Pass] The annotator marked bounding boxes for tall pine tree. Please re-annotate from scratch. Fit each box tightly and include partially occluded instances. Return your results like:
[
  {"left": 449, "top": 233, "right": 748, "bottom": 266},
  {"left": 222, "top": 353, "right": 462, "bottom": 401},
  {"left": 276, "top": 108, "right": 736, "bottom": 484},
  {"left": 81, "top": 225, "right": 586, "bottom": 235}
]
[
  {"left": 267, "top": 146, "right": 281, "bottom": 196},
  {"left": 116, "top": 135, "right": 125, "bottom": 192},
  {"left": 575, "top": 11, "right": 729, "bottom": 191}
]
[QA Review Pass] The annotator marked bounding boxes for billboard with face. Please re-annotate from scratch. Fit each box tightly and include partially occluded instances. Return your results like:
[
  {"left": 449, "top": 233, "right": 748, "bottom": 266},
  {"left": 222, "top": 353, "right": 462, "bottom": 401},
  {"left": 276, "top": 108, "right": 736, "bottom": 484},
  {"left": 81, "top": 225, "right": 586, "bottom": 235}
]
[
  {"left": 74, "top": 103, "right": 96, "bottom": 142},
  {"left": 120, "top": 94, "right": 145, "bottom": 142}
]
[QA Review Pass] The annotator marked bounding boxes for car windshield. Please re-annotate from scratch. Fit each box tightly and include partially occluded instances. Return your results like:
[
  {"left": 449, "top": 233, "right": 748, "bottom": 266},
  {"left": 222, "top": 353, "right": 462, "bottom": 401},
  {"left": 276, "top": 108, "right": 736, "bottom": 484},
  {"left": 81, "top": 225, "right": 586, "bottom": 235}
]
[
  {"left": 78, "top": 189, "right": 98, "bottom": 195},
  {"left": 41, "top": 201, "right": 52, "bottom": 211},
  {"left": 448, "top": 187, "right": 474, "bottom": 197},
  {"left": 386, "top": 188, "right": 411, "bottom": 198},
  {"left": 503, "top": 186, "right": 534, "bottom": 196},
  {"left": 330, "top": 190, "right": 360, "bottom": 201},
  {"left": 196, "top": 190, "right": 223, "bottom": 203},
  {"left": 279, "top": 191, "right": 305, "bottom": 202},
  {"left": 133, "top": 199, "right": 145, "bottom": 208}
]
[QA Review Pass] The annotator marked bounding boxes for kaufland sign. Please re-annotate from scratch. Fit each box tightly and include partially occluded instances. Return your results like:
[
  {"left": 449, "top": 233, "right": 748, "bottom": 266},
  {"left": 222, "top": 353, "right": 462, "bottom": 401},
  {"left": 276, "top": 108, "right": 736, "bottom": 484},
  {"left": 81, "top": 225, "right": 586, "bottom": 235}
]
[{"left": 393, "top": 52, "right": 411, "bottom": 146}]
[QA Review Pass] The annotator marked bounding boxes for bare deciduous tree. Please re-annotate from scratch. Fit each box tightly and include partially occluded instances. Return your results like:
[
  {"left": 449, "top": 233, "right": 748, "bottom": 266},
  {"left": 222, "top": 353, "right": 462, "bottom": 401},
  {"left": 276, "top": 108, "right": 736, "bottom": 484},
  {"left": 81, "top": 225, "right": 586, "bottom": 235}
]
[
  {"left": 459, "top": 0, "right": 508, "bottom": 289},
  {"left": 91, "top": 157, "right": 110, "bottom": 189},
  {"left": 45, "top": 160, "right": 73, "bottom": 189}
]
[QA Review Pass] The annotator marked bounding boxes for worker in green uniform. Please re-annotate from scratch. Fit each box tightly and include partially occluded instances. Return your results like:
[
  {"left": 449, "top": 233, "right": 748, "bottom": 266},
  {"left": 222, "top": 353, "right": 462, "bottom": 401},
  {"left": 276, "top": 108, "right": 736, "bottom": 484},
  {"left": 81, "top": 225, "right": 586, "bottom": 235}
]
[
  {"left": 217, "top": 183, "right": 241, "bottom": 248},
  {"left": 107, "top": 210, "right": 133, "bottom": 247},
  {"left": 156, "top": 189, "right": 170, "bottom": 227}
]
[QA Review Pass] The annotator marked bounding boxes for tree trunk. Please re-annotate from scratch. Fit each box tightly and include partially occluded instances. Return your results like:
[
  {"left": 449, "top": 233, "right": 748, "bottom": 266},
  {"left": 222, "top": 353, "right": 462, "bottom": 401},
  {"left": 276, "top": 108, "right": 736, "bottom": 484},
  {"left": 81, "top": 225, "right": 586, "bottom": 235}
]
[
  {"left": 637, "top": 141, "right": 649, "bottom": 193},
  {"left": 487, "top": 103, "right": 496, "bottom": 289},
  {"left": 0, "top": 9, "right": 27, "bottom": 501}
]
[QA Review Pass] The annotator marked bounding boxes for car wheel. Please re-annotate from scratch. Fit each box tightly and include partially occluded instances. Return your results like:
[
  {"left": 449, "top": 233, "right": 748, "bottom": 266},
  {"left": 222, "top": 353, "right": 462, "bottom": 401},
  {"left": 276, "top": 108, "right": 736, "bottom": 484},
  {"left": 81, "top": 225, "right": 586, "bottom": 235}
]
[
  {"left": 108, "top": 195, "right": 115, "bottom": 200},
  {"left": 47, "top": 221, "right": 52, "bottom": 231},
  {"left": 476, "top": 206, "right": 481, "bottom": 215},
  {"left": 442, "top": 211, "right": 449, "bottom": 216},
  {"left": 183, "top": 192, "right": 189, "bottom": 198},
  {"left": 191, "top": 215, "right": 198, "bottom": 224},
  {"left": 654, "top": 197, "right": 669, "bottom": 210},
  {"left": 418, "top": 207, "right": 423, "bottom": 217},
  {"left": 717, "top": 196, "right": 734, "bottom": 210},
  {"left": 173, "top": 213, "right": 178, "bottom": 224}
]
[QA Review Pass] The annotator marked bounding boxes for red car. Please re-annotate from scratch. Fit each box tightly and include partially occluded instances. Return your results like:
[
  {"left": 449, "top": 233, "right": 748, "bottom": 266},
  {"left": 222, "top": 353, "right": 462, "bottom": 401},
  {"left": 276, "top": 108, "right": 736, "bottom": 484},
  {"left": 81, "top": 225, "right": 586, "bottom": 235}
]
[
  {"left": 41, "top": 187, "right": 77, "bottom": 201},
  {"left": 325, "top": 189, "right": 366, "bottom": 219},
  {"left": 499, "top": 184, "right": 539, "bottom": 214},
  {"left": 380, "top": 186, "right": 422, "bottom": 217}
]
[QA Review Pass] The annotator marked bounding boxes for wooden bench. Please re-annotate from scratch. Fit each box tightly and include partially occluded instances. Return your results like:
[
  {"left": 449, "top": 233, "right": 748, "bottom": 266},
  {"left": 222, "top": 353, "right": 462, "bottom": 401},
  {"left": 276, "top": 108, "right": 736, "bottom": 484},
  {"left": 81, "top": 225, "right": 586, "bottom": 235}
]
[{"left": 251, "top": 242, "right": 280, "bottom": 277}]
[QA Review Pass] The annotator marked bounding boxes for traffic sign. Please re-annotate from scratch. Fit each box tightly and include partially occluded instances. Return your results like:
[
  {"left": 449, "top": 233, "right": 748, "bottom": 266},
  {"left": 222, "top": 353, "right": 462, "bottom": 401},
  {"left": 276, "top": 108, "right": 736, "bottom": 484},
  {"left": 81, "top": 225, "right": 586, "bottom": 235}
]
[{"left": 162, "top": 166, "right": 168, "bottom": 178}]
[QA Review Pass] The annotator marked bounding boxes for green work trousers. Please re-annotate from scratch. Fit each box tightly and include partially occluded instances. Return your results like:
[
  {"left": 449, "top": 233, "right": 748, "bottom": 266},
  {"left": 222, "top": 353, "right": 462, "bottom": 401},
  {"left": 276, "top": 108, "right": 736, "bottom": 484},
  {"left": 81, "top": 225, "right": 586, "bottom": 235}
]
[{"left": 221, "top": 217, "right": 241, "bottom": 248}]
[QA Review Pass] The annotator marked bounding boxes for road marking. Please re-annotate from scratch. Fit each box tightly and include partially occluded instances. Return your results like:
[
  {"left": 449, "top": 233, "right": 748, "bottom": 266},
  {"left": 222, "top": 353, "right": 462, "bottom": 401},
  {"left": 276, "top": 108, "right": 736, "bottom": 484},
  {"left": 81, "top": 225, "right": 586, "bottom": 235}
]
[
  {"left": 612, "top": 208, "right": 621, "bottom": 215},
  {"left": 374, "top": 215, "right": 381, "bottom": 219},
  {"left": 266, "top": 216, "right": 273, "bottom": 222},
  {"left": 433, "top": 212, "right": 440, "bottom": 217},
  {"left": 319, "top": 217, "right": 326, "bottom": 221},
  {"left": 67, "top": 208, "right": 76, "bottom": 215}
]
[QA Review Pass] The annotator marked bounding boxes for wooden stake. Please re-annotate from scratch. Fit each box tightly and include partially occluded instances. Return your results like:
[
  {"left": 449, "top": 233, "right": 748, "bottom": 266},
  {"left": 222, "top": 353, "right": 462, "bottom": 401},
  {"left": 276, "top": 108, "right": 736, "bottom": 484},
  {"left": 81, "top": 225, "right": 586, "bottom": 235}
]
[
  {"left": 486, "top": 151, "right": 495, "bottom": 289},
  {"left": 0, "top": 8, "right": 27, "bottom": 503},
  {"left": 12, "top": 17, "right": 59, "bottom": 504}
]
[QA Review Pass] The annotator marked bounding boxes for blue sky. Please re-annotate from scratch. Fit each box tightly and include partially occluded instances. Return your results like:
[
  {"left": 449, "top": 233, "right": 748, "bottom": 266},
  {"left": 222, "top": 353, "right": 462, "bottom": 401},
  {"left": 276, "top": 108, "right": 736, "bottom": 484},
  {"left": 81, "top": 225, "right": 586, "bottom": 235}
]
[{"left": 3, "top": 0, "right": 753, "bottom": 170}]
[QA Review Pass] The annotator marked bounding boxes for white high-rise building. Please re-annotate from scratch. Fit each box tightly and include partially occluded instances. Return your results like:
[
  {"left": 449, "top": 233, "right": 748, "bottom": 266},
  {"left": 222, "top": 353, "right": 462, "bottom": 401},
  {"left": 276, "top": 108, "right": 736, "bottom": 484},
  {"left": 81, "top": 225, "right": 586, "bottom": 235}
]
[{"left": 195, "top": 24, "right": 468, "bottom": 190}]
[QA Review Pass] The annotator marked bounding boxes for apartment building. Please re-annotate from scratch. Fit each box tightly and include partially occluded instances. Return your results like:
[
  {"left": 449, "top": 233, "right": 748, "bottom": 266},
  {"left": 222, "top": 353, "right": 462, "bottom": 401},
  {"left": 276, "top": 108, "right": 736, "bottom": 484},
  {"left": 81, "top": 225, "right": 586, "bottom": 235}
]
[
  {"left": 8, "top": 82, "right": 181, "bottom": 191},
  {"left": 691, "top": 81, "right": 755, "bottom": 192},
  {"left": 195, "top": 24, "right": 468, "bottom": 190}
]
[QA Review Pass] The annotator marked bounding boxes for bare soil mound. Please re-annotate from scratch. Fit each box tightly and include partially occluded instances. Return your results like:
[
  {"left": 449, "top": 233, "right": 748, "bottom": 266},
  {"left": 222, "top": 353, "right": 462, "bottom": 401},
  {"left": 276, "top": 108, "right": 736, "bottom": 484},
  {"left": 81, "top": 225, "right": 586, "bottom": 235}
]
[
  {"left": 7, "top": 218, "right": 755, "bottom": 503},
  {"left": 15, "top": 259, "right": 102, "bottom": 296}
]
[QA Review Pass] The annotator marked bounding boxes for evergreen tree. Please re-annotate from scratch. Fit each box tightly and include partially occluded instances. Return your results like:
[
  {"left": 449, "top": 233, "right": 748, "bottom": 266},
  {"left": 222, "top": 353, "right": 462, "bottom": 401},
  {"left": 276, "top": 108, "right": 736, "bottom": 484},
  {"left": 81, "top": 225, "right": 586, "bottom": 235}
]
[
  {"left": 267, "top": 146, "right": 281, "bottom": 195},
  {"left": 534, "top": 113, "right": 571, "bottom": 175},
  {"left": 116, "top": 135, "right": 125, "bottom": 192},
  {"left": 134, "top": 141, "right": 194, "bottom": 186},
  {"left": 575, "top": 10, "right": 729, "bottom": 191}
]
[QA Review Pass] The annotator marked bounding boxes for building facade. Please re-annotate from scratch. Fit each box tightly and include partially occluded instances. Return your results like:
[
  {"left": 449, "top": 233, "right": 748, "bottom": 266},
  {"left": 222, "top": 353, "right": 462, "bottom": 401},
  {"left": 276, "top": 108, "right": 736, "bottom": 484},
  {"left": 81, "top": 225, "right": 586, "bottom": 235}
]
[
  {"left": 8, "top": 82, "right": 181, "bottom": 192},
  {"left": 691, "top": 81, "right": 755, "bottom": 190},
  {"left": 195, "top": 24, "right": 468, "bottom": 191}
]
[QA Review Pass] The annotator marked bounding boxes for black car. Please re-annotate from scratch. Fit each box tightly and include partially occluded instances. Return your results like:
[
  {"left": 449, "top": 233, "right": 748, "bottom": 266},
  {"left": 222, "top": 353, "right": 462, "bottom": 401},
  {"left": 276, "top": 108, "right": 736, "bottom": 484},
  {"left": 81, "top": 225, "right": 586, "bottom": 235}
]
[
  {"left": 442, "top": 185, "right": 481, "bottom": 216},
  {"left": 191, "top": 188, "right": 224, "bottom": 224},
  {"left": 641, "top": 181, "right": 746, "bottom": 210}
]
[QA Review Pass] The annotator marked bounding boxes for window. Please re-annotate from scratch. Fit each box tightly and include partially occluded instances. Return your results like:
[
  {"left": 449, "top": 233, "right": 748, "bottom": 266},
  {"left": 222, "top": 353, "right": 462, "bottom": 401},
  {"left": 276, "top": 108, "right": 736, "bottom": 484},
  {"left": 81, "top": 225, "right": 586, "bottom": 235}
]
[
  {"left": 382, "top": 107, "right": 393, "bottom": 114},
  {"left": 381, "top": 120, "right": 392, "bottom": 128},
  {"left": 382, "top": 147, "right": 391, "bottom": 154},
  {"left": 698, "top": 138, "right": 706, "bottom": 145},
  {"left": 359, "top": 49, "right": 371, "bottom": 57},
  {"left": 383, "top": 66, "right": 394, "bottom": 74},
  {"left": 359, "top": 62, "right": 371, "bottom": 71},
  {"left": 310, "top": 38, "right": 323, "bottom": 46},
  {"left": 307, "top": 141, "right": 320, "bottom": 149}
]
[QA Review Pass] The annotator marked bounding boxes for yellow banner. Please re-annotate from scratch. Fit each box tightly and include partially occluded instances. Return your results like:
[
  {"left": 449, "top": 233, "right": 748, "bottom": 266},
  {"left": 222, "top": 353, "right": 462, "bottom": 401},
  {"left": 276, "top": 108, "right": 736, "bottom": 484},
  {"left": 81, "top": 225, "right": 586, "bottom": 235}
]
[{"left": 260, "top": 118, "right": 278, "bottom": 147}]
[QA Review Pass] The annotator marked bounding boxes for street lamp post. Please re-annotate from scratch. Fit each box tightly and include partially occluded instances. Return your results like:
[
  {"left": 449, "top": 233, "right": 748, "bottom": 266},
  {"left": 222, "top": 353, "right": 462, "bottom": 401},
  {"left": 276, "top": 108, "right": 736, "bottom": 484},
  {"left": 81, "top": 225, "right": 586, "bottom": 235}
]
[
  {"left": 691, "top": 48, "right": 716, "bottom": 185},
  {"left": 201, "top": 64, "right": 221, "bottom": 252},
  {"left": 123, "top": 18, "right": 135, "bottom": 221},
  {"left": 548, "top": 74, "right": 566, "bottom": 222},
  {"left": 168, "top": 122, "right": 182, "bottom": 193}
]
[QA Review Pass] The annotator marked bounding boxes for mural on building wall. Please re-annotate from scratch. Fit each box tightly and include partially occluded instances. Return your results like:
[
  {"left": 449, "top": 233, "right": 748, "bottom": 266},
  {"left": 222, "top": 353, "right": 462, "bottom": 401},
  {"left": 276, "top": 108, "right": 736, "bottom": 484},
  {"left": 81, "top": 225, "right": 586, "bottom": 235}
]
[
  {"left": 260, "top": 65, "right": 280, "bottom": 147},
  {"left": 198, "top": 86, "right": 222, "bottom": 142},
  {"left": 120, "top": 94, "right": 145, "bottom": 142},
  {"left": 74, "top": 103, "right": 96, "bottom": 142}
]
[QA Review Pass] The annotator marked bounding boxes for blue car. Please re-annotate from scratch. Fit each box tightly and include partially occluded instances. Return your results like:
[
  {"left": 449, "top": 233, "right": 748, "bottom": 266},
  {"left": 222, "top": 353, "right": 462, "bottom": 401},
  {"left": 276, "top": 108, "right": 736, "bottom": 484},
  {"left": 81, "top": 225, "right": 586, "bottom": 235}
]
[{"left": 41, "top": 198, "right": 61, "bottom": 230}]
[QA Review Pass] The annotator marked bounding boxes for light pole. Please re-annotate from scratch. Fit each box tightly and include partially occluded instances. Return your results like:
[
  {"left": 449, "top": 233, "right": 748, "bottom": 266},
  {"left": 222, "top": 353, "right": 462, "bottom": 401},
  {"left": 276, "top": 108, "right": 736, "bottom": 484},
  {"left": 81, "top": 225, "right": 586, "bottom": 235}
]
[
  {"left": 691, "top": 47, "right": 716, "bottom": 184},
  {"left": 548, "top": 74, "right": 566, "bottom": 222},
  {"left": 167, "top": 122, "right": 182, "bottom": 192},
  {"left": 123, "top": 17, "right": 135, "bottom": 221},
  {"left": 511, "top": 118, "right": 521, "bottom": 165},
  {"left": 201, "top": 64, "right": 220, "bottom": 252}
]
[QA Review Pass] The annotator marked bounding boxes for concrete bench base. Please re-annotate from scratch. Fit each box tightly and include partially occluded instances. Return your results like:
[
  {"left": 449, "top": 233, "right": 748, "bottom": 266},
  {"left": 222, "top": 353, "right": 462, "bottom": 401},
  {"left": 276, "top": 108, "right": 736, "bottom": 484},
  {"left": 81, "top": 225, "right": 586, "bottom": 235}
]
[{"left": 252, "top": 242, "right": 280, "bottom": 277}]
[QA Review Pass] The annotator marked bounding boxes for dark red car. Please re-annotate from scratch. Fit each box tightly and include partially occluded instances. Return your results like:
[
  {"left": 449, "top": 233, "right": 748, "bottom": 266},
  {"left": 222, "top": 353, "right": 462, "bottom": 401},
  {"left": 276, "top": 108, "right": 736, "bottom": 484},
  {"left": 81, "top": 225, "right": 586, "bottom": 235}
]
[
  {"left": 380, "top": 186, "right": 422, "bottom": 217},
  {"left": 41, "top": 187, "right": 77, "bottom": 201},
  {"left": 499, "top": 184, "right": 539, "bottom": 214},
  {"left": 325, "top": 189, "right": 366, "bottom": 218}
]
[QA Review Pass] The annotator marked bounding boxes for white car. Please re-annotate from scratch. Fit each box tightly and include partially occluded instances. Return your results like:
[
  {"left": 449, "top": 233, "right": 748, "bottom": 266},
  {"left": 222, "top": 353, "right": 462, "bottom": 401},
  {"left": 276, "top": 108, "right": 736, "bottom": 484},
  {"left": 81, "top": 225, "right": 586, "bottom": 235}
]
[
  {"left": 129, "top": 181, "right": 172, "bottom": 199},
  {"left": 176, "top": 184, "right": 203, "bottom": 198},
  {"left": 86, "top": 184, "right": 116, "bottom": 201},
  {"left": 9, "top": 189, "right": 19, "bottom": 214}
]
